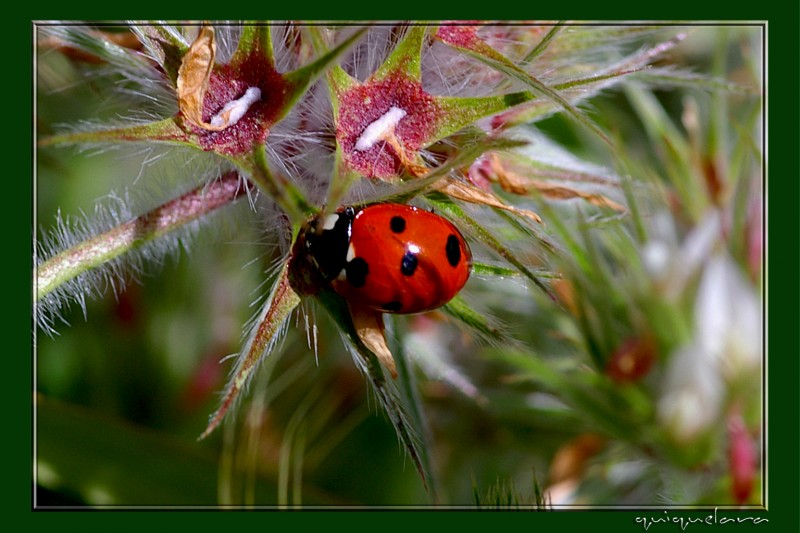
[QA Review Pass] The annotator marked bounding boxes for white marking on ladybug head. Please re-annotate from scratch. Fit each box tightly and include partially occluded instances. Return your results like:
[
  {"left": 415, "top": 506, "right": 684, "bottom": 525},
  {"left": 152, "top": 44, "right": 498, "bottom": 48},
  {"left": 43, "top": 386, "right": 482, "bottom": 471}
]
[
  {"left": 354, "top": 106, "right": 407, "bottom": 151},
  {"left": 346, "top": 243, "right": 356, "bottom": 262},
  {"left": 322, "top": 214, "right": 340, "bottom": 231},
  {"left": 336, "top": 268, "right": 347, "bottom": 281}
]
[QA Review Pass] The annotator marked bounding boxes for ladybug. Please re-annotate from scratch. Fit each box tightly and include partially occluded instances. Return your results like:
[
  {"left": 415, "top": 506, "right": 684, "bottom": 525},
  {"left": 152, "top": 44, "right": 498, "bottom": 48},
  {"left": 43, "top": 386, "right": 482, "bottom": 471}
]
[{"left": 300, "top": 203, "right": 471, "bottom": 314}]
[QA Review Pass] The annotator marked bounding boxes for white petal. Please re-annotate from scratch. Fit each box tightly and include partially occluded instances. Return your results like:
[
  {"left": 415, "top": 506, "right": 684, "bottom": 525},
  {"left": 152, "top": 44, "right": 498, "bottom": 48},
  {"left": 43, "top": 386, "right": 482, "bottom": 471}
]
[
  {"left": 658, "top": 341, "right": 723, "bottom": 443},
  {"left": 695, "top": 253, "right": 762, "bottom": 379},
  {"left": 695, "top": 255, "right": 731, "bottom": 356}
]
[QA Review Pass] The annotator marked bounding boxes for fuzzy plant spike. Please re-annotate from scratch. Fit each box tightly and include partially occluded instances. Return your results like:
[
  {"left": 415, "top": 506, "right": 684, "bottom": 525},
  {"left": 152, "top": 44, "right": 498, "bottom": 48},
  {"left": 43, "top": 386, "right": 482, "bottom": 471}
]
[{"left": 35, "top": 171, "right": 251, "bottom": 334}]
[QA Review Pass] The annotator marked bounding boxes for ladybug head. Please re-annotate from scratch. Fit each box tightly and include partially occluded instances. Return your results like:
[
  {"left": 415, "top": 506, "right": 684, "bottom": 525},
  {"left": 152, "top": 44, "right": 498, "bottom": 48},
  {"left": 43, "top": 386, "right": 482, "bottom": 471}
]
[{"left": 294, "top": 206, "right": 357, "bottom": 285}]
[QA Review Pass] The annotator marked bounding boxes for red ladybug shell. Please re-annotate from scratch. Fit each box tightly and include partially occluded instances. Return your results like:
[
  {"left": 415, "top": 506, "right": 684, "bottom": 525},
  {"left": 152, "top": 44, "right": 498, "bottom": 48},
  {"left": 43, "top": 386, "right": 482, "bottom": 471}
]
[{"left": 315, "top": 204, "right": 471, "bottom": 314}]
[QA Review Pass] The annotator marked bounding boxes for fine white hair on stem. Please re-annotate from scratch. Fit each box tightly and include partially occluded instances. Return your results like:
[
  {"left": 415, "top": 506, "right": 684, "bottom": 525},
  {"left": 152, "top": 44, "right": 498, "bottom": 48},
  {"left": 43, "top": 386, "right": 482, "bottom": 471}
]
[
  {"left": 299, "top": 302, "right": 319, "bottom": 365},
  {"left": 339, "top": 25, "right": 397, "bottom": 81},
  {"left": 40, "top": 24, "right": 177, "bottom": 119},
  {"left": 265, "top": 81, "right": 335, "bottom": 205},
  {"left": 34, "top": 174, "right": 254, "bottom": 335},
  {"left": 421, "top": 39, "right": 499, "bottom": 98},
  {"left": 211, "top": 24, "right": 240, "bottom": 64},
  {"left": 271, "top": 22, "right": 304, "bottom": 74},
  {"left": 36, "top": 194, "right": 135, "bottom": 335}
]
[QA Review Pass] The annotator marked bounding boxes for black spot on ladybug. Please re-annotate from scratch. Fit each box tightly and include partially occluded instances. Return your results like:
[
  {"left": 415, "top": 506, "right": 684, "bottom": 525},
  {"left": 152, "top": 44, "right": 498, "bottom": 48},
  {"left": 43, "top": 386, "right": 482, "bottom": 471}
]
[
  {"left": 445, "top": 234, "right": 461, "bottom": 267},
  {"left": 390, "top": 216, "right": 406, "bottom": 233},
  {"left": 400, "top": 250, "right": 418, "bottom": 276},
  {"left": 346, "top": 257, "right": 369, "bottom": 288},
  {"left": 382, "top": 301, "right": 403, "bottom": 312}
]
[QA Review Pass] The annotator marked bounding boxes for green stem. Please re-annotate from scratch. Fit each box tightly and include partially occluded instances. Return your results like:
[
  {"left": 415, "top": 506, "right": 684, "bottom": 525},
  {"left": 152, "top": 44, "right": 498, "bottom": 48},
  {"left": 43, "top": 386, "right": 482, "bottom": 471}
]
[
  {"left": 233, "top": 24, "right": 274, "bottom": 65},
  {"left": 245, "top": 146, "right": 316, "bottom": 221},
  {"left": 522, "top": 22, "right": 565, "bottom": 64},
  {"left": 36, "top": 171, "right": 247, "bottom": 302},
  {"left": 199, "top": 262, "right": 301, "bottom": 440},
  {"left": 315, "top": 290, "right": 431, "bottom": 491},
  {"left": 388, "top": 318, "right": 439, "bottom": 502}
]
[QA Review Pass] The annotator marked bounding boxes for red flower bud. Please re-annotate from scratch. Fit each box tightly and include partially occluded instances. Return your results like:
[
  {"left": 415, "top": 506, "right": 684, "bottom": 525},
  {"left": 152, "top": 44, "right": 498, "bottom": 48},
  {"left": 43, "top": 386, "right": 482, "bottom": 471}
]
[
  {"left": 728, "top": 412, "right": 757, "bottom": 505},
  {"left": 606, "top": 336, "right": 656, "bottom": 383}
]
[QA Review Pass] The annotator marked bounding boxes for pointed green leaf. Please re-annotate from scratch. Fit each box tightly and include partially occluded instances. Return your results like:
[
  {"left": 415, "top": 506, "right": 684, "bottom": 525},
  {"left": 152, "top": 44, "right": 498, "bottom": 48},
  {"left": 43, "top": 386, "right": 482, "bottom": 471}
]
[
  {"left": 199, "top": 263, "right": 301, "bottom": 440},
  {"left": 487, "top": 56, "right": 612, "bottom": 147},
  {"left": 283, "top": 27, "right": 368, "bottom": 113},
  {"left": 133, "top": 24, "right": 190, "bottom": 84},
  {"left": 433, "top": 92, "right": 534, "bottom": 140},
  {"left": 315, "top": 290, "right": 431, "bottom": 490},
  {"left": 440, "top": 31, "right": 611, "bottom": 146},
  {"left": 39, "top": 118, "right": 191, "bottom": 148},
  {"left": 634, "top": 70, "right": 755, "bottom": 94},
  {"left": 232, "top": 24, "right": 274, "bottom": 65},
  {"left": 491, "top": 70, "right": 643, "bottom": 130},
  {"left": 441, "top": 295, "right": 509, "bottom": 345},
  {"left": 304, "top": 25, "right": 358, "bottom": 117},
  {"left": 472, "top": 262, "right": 523, "bottom": 278},
  {"left": 326, "top": 65, "right": 358, "bottom": 120},
  {"left": 522, "top": 22, "right": 565, "bottom": 64},
  {"left": 495, "top": 33, "right": 690, "bottom": 130},
  {"left": 549, "top": 25, "right": 665, "bottom": 56},
  {"left": 373, "top": 25, "right": 427, "bottom": 82}
]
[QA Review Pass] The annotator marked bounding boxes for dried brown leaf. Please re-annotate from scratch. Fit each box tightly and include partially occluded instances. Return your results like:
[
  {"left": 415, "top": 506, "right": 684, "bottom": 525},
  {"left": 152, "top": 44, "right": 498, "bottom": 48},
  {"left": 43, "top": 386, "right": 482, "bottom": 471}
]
[
  {"left": 349, "top": 303, "right": 397, "bottom": 378},
  {"left": 547, "top": 433, "right": 607, "bottom": 484},
  {"left": 436, "top": 177, "right": 543, "bottom": 224},
  {"left": 177, "top": 26, "right": 225, "bottom": 131},
  {"left": 383, "top": 131, "right": 429, "bottom": 178},
  {"left": 551, "top": 277, "right": 576, "bottom": 315},
  {"left": 488, "top": 154, "right": 627, "bottom": 213},
  {"left": 489, "top": 155, "right": 530, "bottom": 195},
  {"left": 527, "top": 180, "right": 628, "bottom": 213}
]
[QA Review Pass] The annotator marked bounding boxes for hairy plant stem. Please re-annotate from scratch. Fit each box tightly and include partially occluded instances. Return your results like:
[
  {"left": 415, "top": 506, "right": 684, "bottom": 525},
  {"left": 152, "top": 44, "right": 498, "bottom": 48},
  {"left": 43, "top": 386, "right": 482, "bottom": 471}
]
[
  {"left": 35, "top": 171, "right": 248, "bottom": 302},
  {"left": 199, "top": 262, "right": 301, "bottom": 440}
]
